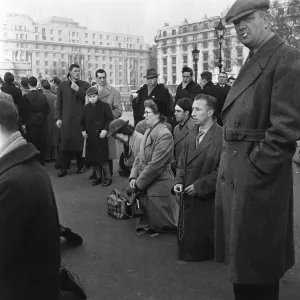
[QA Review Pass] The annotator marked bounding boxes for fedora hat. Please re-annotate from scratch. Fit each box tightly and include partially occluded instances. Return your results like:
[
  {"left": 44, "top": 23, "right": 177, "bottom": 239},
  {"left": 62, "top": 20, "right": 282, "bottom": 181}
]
[
  {"left": 144, "top": 69, "right": 159, "bottom": 79},
  {"left": 107, "top": 119, "right": 129, "bottom": 137}
]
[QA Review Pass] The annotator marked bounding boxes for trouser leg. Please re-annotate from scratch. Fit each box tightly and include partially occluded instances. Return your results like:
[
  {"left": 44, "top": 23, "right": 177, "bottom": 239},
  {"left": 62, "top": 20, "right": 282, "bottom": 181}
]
[
  {"left": 62, "top": 151, "right": 71, "bottom": 170},
  {"left": 109, "top": 159, "right": 113, "bottom": 176},
  {"left": 102, "top": 162, "right": 112, "bottom": 180},
  {"left": 93, "top": 164, "right": 102, "bottom": 179},
  {"left": 233, "top": 282, "right": 279, "bottom": 300},
  {"left": 75, "top": 151, "right": 84, "bottom": 170}
]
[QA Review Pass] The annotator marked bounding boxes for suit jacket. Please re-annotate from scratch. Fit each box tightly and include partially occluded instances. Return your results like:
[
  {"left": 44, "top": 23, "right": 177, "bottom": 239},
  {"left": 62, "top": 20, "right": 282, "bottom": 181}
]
[
  {"left": 215, "top": 35, "right": 300, "bottom": 284},
  {"left": 174, "top": 121, "right": 222, "bottom": 261},
  {"left": 216, "top": 83, "right": 231, "bottom": 99},
  {"left": 175, "top": 80, "right": 202, "bottom": 103},
  {"left": 0, "top": 142, "right": 60, "bottom": 300}
]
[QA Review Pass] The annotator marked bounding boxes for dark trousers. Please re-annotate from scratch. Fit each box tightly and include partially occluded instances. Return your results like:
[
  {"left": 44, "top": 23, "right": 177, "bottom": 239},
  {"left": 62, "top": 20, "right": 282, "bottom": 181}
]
[
  {"left": 62, "top": 151, "right": 84, "bottom": 171},
  {"left": 233, "top": 282, "right": 279, "bottom": 300}
]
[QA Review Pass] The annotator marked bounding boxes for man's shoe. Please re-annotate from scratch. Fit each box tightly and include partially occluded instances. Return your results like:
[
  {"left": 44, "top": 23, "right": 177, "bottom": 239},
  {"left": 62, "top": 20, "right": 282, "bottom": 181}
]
[
  {"left": 55, "top": 164, "right": 62, "bottom": 169},
  {"left": 77, "top": 168, "right": 85, "bottom": 174},
  {"left": 92, "top": 179, "right": 102, "bottom": 186},
  {"left": 103, "top": 179, "right": 112, "bottom": 187},
  {"left": 60, "top": 226, "right": 83, "bottom": 246},
  {"left": 58, "top": 170, "right": 67, "bottom": 177}
]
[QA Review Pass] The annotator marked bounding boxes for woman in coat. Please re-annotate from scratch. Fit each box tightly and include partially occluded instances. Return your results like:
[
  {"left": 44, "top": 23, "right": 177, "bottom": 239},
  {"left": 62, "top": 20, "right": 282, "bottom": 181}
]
[
  {"left": 107, "top": 119, "right": 143, "bottom": 177},
  {"left": 129, "top": 99, "right": 178, "bottom": 236},
  {"left": 81, "top": 87, "right": 114, "bottom": 186}
]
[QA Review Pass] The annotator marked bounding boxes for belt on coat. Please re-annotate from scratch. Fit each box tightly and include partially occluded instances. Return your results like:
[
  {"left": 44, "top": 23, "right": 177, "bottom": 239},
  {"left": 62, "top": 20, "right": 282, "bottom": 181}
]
[{"left": 224, "top": 128, "right": 266, "bottom": 142}]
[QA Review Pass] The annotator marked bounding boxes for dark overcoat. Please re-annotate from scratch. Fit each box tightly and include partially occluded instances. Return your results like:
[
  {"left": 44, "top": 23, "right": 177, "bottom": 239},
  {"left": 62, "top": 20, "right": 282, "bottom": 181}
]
[
  {"left": 43, "top": 90, "right": 59, "bottom": 148},
  {"left": 130, "top": 122, "right": 178, "bottom": 232},
  {"left": 0, "top": 143, "right": 61, "bottom": 300},
  {"left": 175, "top": 80, "right": 202, "bottom": 103},
  {"left": 56, "top": 79, "right": 90, "bottom": 151},
  {"left": 82, "top": 100, "right": 114, "bottom": 165},
  {"left": 174, "top": 121, "right": 222, "bottom": 261},
  {"left": 215, "top": 35, "right": 300, "bottom": 285}
]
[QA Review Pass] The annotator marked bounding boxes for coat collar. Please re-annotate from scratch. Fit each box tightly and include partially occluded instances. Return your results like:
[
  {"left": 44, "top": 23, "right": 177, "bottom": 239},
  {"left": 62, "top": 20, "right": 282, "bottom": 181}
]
[
  {"left": 86, "top": 101, "right": 104, "bottom": 122},
  {"left": 187, "top": 120, "right": 217, "bottom": 165},
  {"left": 174, "top": 117, "right": 195, "bottom": 146},
  {"left": 0, "top": 143, "right": 39, "bottom": 176},
  {"left": 97, "top": 83, "right": 112, "bottom": 100},
  {"left": 222, "top": 35, "right": 285, "bottom": 114}
]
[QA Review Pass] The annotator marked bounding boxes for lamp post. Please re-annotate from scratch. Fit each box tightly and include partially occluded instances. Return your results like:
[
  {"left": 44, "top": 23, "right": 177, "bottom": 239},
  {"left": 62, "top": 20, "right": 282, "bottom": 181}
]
[
  {"left": 192, "top": 46, "right": 200, "bottom": 83},
  {"left": 215, "top": 19, "right": 226, "bottom": 73}
]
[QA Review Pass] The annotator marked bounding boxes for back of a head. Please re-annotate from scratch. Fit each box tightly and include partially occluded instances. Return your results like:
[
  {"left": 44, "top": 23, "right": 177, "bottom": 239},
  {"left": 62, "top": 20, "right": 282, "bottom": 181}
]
[
  {"left": 4, "top": 72, "right": 14, "bottom": 84},
  {"left": 21, "top": 77, "right": 29, "bottom": 89},
  {"left": 201, "top": 71, "right": 212, "bottom": 82},
  {"left": 0, "top": 98, "right": 19, "bottom": 134},
  {"left": 52, "top": 77, "right": 61, "bottom": 86},
  {"left": 41, "top": 79, "right": 51, "bottom": 90},
  {"left": 28, "top": 76, "right": 38, "bottom": 87}
]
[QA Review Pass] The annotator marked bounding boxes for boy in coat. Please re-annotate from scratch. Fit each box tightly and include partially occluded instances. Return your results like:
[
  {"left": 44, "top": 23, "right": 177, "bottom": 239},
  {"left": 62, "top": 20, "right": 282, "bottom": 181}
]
[{"left": 82, "top": 87, "right": 114, "bottom": 186}]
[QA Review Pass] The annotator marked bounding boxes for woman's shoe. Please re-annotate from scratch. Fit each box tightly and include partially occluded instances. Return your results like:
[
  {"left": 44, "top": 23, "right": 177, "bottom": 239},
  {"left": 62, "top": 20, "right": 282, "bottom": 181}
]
[
  {"left": 102, "top": 179, "right": 112, "bottom": 187},
  {"left": 92, "top": 179, "right": 102, "bottom": 186}
]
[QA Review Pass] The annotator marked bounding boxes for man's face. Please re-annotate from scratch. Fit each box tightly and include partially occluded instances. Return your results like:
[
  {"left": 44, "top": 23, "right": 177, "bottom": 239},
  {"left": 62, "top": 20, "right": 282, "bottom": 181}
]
[
  {"left": 234, "top": 10, "right": 269, "bottom": 50},
  {"left": 96, "top": 72, "right": 107, "bottom": 87},
  {"left": 228, "top": 79, "right": 235, "bottom": 86},
  {"left": 200, "top": 78, "right": 207, "bottom": 88},
  {"left": 218, "top": 73, "right": 227, "bottom": 85},
  {"left": 147, "top": 76, "right": 158, "bottom": 88},
  {"left": 70, "top": 67, "right": 80, "bottom": 80},
  {"left": 88, "top": 94, "right": 98, "bottom": 104},
  {"left": 144, "top": 107, "right": 157, "bottom": 126},
  {"left": 182, "top": 72, "right": 192, "bottom": 84},
  {"left": 174, "top": 105, "right": 188, "bottom": 123},
  {"left": 191, "top": 99, "right": 213, "bottom": 126}
]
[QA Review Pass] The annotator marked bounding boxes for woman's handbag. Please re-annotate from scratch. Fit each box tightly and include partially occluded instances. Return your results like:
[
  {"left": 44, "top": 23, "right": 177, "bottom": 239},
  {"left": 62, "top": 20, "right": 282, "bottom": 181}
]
[
  {"left": 106, "top": 189, "right": 132, "bottom": 220},
  {"left": 127, "top": 188, "right": 144, "bottom": 218}
]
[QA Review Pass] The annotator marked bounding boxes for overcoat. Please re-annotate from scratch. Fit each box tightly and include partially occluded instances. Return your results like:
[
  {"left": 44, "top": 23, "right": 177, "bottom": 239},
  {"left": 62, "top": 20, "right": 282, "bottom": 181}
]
[
  {"left": 173, "top": 117, "right": 195, "bottom": 168},
  {"left": 0, "top": 143, "right": 61, "bottom": 300},
  {"left": 130, "top": 122, "right": 178, "bottom": 232},
  {"left": 175, "top": 80, "right": 202, "bottom": 104},
  {"left": 56, "top": 79, "right": 90, "bottom": 151},
  {"left": 82, "top": 101, "right": 114, "bottom": 165},
  {"left": 96, "top": 83, "right": 122, "bottom": 160},
  {"left": 124, "top": 130, "right": 143, "bottom": 169},
  {"left": 174, "top": 121, "right": 222, "bottom": 261},
  {"left": 215, "top": 35, "right": 300, "bottom": 285},
  {"left": 43, "top": 90, "right": 59, "bottom": 148}
]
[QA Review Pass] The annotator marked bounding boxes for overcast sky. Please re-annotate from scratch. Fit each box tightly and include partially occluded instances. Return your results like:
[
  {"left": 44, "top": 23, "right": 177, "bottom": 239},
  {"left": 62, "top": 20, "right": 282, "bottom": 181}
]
[{"left": 2, "top": 0, "right": 236, "bottom": 44}]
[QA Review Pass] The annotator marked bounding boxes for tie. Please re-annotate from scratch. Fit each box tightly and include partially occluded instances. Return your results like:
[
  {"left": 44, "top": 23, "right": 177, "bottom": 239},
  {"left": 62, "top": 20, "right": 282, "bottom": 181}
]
[
  {"left": 244, "top": 50, "right": 254, "bottom": 65},
  {"left": 196, "top": 130, "right": 205, "bottom": 148}
]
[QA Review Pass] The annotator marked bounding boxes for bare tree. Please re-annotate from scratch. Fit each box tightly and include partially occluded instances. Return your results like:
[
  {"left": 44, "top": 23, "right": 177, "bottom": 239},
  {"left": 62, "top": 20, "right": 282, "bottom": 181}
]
[{"left": 270, "top": 0, "right": 300, "bottom": 49}]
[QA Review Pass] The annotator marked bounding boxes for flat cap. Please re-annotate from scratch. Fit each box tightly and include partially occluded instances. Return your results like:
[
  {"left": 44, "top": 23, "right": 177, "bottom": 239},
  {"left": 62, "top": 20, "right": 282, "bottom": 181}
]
[
  {"left": 86, "top": 86, "right": 98, "bottom": 96},
  {"left": 225, "top": 0, "right": 270, "bottom": 24}
]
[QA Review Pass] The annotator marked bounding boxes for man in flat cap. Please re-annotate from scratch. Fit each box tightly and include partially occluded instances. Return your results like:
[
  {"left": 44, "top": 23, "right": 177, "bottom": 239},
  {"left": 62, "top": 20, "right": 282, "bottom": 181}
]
[{"left": 215, "top": 0, "right": 300, "bottom": 299}]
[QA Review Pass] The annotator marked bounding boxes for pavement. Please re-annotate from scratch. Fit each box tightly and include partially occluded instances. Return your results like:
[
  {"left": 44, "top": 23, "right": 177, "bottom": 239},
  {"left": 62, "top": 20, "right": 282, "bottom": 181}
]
[{"left": 49, "top": 112, "right": 300, "bottom": 300}]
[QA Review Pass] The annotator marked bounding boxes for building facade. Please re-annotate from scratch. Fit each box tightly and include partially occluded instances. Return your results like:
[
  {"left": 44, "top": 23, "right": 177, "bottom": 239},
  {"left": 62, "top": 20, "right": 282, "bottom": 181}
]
[
  {"left": 155, "top": 14, "right": 248, "bottom": 91},
  {"left": 0, "top": 13, "right": 150, "bottom": 89}
]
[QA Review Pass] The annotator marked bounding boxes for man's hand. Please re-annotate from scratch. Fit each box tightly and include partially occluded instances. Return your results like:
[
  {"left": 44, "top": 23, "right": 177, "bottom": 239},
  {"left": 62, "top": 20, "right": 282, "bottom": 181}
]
[
  {"left": 99, "top": 130, "right": 108, "bottom": 139},
  {"left": 71, "top": 81, "right": 79, "bottom": 92},
  {"left": 82, "top": 131, "right": 88, "bottom": 139},
  {"left": 130, "top": 179, "right": 137, "bottom": 188},
  {"left": 56, "top": 119, "right": 62, "bottom": 128},
  {"left": 184, "top": 184, "right": 196, "bottom": 196},
  {"left": 173, "top": 184, "right": 184, "bottom": 195}
]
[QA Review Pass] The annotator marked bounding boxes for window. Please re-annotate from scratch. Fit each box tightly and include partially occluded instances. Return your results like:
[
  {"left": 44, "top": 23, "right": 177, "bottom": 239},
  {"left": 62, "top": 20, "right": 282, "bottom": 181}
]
[
  {"left": 172, "top": 38, "right": 176, "bottom": 44},
  {"left": 33, "top": 27, "right": 38, "bottom": 33},
  {"left": 36, "top": 69, "right": 40, "bottom": 74},
  {"left": 163, "top": 58, "right": 167, "bottom": 65},
  {"left": 36, "top": 52, "right": 40, "bottom": 57},
  {"left": 53, "top": 53, "right": 57, "bottom": 58},
  {"left": 172, "top": 66, "right": 176, "bottom": 73},
  {"left": 45, "top": 52, "right": 48, "bottom": 58},
  {"left": 172, "top": 46, "right": 176, "bottom": 53},
  {"left": 203, "top": 22, "right": 208, "bottom": 29},
  {"left": 203, "top": 32, "right": 208, "bottom": 39},
  {"left": 62, "top": 70, "right": 66, "bottom": 75},
  {"left": 236, "top": 47, "right": 243, "bottom": 57},
  {"left": 172, "top": 29, "right": 176, "bottom": 35},
  {"left": 36, "top": 60, "right": 40, "bottom": 66},
  {"left": 193, "top": 35, "right": 197, "bottom": 41},
  {"left": 203, "top": 41, "right": 208, "bottom": 48},
  {"left": 44, "top": 45, "right": 47, "bottom": 50},
  {"left": 173, "top": 75, "right": 176, "bottom": 84},
  {"left": 103, "top": 64, "right": 106, "bottom": 69},
  {"left": 93, "top": 34, "right": 95, "bottom": 39},
  {"left": 19, "top": 26, "right": 22, "bottom": 31},
  {"left": 119, "top": 43, "right": 122, "bottom": 48},
  {"left": 35, "top": 35, "right": 39, "bottom": 41},
  {"left": 225, "top": 39, "right": 231, "bottom": 47},
  {"left": 163, "top": 40, "right": 167, "bottom": 46},
  {"left": 203, "top": 52, "right": 208, "bottom": 61},
  {"left": 182, "top": 45, "right": 187, "bottom": 52},
  {"left": 85, "top": 33, "right": 88, "bottom": 38},
  {"left": 137, "top": 38, "right": 139, "bottom": 43},
  {"left": 163, "top": 67, "right": 167, "bottom": 74},
  {"left": 183, "top": 27, "right": 187, "bottom": 33},
  {"left": 51, "top": 37, "right": 54, "bottom": 41},
  {"left": 163, "top": 31, "right": 167, "bottom": 37},
  {"left": 16, "top": 34, "right": 19, "bottom": 39},
  {"left": 107, "top": 43, "right": 110, "bottom": 46},
  {"left": 214, "top": 40, "right": 219, "bottom": 48},
  {"left": 183, "top": 36, "right": 187, "bottom": 43},
  {"left": 42, "top": 28, "right": 45, "bottom": 35},
  {"left": 53, "top": 45, "right": 56, "bottom": 50},
  {"left": 62, "top": 62, "right": 65, "bottom": 67},
  {"left": 225, "top": 60, "right": 231, "bottom": 69},
  {"left": 109, "top": 57, "right": 112, "bottom": 62},
  {"left": 203, "top": 62, "right": 208, "bottom": 70},
  {"left": 88, "top": 63, "right": 91, "bottom": 68},
  {"left": 224, "top": 49, "right": 231, "bottom": 59},
  {"left": 45, "top": 61, "right": 48, "bottom": 66},
  {"left": 163, "top": 48, "right": 167, "bottom": 54},
  {"left": 53, "top": 70, "right": 57, "bottom": 76},
  {"left": 20, "top": 34, "right": 24, "bottom": 40},
  {"left": 45, "top": 69, "right": 48, "bottom": 75},
  {"left": 59, "top": 37, "right": 62, "bottom": 42},
  {"left": 53, "top": 61, "right": 57, "bottom": 67},
  {"left": 183, "top": 55, "right": 188, "bottom": 64},
  {"left": 85, "top": 41, "right": 88, "bottom": 44},
  {"left": 237, "top": 58, "right": 243, "bottom": 66},
  {"left": 59, "top": 30, "right": 61, "bottom": 35},
  {"left": 36, "top": 44, "right": 39, "bottom": 49},
  {"left": 3, "top": 24, "right": 7, "bottom": 30},
  {"left": 95, "top": 56, "right": 98, "bottom": 61},
  {"left": 214, "top": 50, "right": 219, "bottom": 60},
  {"left": 100, "top": 35, "right": 102, "bottom": 39},
  {"left": 50, "top": 29, "right": 53, "bottom": 34},
  {"left": 193, "top": 25, "right": 198, "bottom": 31},
  {"left": 172, "top": 57, "right": 176, "bottom": 64},
  {"left": 61, "top": 46, "right": 64, "bottom": 51},
  {"left": 107, "top": 35, "right": 109, "bottom": 40}
]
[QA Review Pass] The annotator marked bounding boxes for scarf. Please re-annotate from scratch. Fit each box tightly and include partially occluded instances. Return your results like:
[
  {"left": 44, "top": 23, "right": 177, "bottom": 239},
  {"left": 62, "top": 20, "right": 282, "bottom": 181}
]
[{"left": 0, "top": 131, "right": 27, "bottom": 159}]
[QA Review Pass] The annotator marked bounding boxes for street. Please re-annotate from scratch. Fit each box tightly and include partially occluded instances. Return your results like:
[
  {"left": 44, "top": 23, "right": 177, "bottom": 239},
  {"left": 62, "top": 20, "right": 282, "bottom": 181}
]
[{"left": 50, "top": 112, "right": 300, "bottom": 300}]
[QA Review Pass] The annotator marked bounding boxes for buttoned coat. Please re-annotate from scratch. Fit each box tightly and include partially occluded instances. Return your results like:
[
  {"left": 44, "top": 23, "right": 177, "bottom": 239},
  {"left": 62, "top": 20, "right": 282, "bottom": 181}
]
[
  {"left": 97, "top": 84, "right": 122, "bottom": 160},
  {"left": 82, "top": 100, "right": 114, "bottom": 165},
  {"left": 173, "top": 117, "right": 195, "bottom": 168},
  {"left": 56, "top": 79, "right": 90, "bottom": 151},
  {"left": 174, "top": 121, "right": 222, "bottom": 261},
  {"left": 175, "top": 80, "right": 202, "bottom": 104},
  {"left": 130, "top": 122, "right": 178, "bottom": 232},
  {"left": 123, "top": 130, "right": 143, "bottom": 169},
  {"left": 215, "top": 35, "right": 300, "bottom": 285}
]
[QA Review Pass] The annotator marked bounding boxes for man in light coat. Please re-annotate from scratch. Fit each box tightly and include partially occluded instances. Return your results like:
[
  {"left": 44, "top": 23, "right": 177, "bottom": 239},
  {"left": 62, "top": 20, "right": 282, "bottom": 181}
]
[{"left": 215, "top": 0, "right": 300, "bottom": 299}]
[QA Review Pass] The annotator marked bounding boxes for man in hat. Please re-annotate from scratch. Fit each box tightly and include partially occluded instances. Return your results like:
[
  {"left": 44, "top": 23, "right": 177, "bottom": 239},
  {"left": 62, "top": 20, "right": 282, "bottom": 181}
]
[
  {"left": 215, "top": 0, "right": 300, "bottom": 299},
  {"left": 172, "top": 97, "right": 195, "bottom": 176},
  {"left": 132, "top": 69, "right": 172, "bottom": 126}
]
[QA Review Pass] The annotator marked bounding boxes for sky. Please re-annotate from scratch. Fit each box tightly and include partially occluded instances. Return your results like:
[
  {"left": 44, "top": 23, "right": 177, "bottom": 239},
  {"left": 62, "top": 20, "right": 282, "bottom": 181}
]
[{"left": 1, "top": 0, "right": 236, "bottom": 44}]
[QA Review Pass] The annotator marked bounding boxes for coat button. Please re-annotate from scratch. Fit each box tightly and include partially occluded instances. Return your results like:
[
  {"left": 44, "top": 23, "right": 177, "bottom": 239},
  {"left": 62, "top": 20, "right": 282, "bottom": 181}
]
[
  {"left": 223, "top": 147, "right": 226, "bottom": 153},
  {"left": 235, "top": 120, "right": 240, "bottom": 127},
  {"left": 221, "top": 175, "right": 225, "bottom": 182},
  {"left": 233, "top": 150, "right": 237, "bottom": 156}
]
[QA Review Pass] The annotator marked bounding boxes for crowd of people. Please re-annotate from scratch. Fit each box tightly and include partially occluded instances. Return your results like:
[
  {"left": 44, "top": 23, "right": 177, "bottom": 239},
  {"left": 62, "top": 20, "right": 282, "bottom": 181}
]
[{"left": 0, "top": 0, "right": 300, "bottom": 299}]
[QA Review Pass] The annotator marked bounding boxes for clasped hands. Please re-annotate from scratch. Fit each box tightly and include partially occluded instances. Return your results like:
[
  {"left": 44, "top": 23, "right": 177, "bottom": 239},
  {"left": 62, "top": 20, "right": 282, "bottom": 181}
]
[
  {"left": 173, "top": 183, "right": 196, "bottom": 196},
  {"left": 81, "top": 130, "right": 108, "bottom": 139}
]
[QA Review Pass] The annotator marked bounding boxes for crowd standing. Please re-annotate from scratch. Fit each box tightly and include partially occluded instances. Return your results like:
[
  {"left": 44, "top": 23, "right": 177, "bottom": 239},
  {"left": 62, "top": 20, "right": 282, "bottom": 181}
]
[{"left": 0, "top": 0, "right": 300, "bottom": 299}]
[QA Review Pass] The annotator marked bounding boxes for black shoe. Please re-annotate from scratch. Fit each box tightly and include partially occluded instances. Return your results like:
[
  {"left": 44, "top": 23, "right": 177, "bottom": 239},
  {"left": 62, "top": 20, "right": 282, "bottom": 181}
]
[
  {"left": 58, "top": 170, "right": 67, "bottom": 177},
  {"left": 60, "top": 226, "right": 83, "bottom": 246},
  {"left": 103, "top": 179, "right": 112, "bottom": 187},
  {"left": 92, "top": 178, "right": 102, "bottom": 186},
  {"left": 77, "top": 168, "right": 85, "bottom": 174},
  {"left": 55, "top": 164, "right": 62, "bottom": 169}
]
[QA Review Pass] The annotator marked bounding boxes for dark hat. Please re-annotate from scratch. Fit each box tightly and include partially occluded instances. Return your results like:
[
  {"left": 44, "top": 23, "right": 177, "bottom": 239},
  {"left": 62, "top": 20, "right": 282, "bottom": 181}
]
[
  {"left": 144, "top": 69, "right": 159, "bottom": 78},
  {"left": 86, "top": 86, "right": 98, "bottom": 96},
  {"left": 150, "top": 98, "right": 169, "bottom": 117},
  {"left": 176, "top": 98, "right": 193, "bottom": 114},
  {"left": 225, "top": 0, "right": 270, "bottom": 24},
  {"left": 107, "top": 119, "right": 129, "bottom": 137}
]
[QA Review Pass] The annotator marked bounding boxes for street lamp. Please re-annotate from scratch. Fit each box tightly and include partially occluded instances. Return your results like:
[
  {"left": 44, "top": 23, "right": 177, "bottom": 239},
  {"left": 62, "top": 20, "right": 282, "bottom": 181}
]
[
  {"left": 215, "top": 19, "right": 226, "bottom": 73},
  {"left": 192, "top": 46, "right": 200, "bottom": 83}
]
